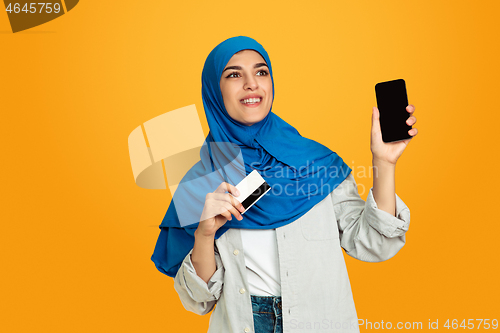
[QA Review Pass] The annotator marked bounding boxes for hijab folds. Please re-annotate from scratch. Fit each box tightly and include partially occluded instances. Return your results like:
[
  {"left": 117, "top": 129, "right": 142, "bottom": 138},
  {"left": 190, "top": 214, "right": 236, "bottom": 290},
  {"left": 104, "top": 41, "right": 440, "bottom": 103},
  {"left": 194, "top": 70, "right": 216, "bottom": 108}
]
[{"left": 151, "top": 36, "right": 351, "bottom": 277}]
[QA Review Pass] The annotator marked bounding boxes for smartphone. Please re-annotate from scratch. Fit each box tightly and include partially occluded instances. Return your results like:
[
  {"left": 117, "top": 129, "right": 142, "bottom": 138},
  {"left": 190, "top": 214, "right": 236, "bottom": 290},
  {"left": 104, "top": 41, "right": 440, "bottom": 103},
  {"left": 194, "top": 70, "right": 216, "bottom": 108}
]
[{"left": 375, "top": 79, "right": 412, "bottom": 143}]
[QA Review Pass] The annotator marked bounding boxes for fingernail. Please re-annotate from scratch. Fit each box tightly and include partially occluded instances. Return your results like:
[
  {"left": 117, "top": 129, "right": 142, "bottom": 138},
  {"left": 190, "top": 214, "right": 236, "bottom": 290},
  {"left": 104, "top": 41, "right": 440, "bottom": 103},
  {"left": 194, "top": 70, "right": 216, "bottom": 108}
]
[{"left": 236, "top": 189, "right": 240, "bottom": 195}]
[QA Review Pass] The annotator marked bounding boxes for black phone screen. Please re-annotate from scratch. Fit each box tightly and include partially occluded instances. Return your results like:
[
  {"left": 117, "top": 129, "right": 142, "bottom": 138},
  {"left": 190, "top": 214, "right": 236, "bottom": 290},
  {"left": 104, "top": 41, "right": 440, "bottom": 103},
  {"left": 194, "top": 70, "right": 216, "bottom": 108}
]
[{"left": 375, "top": 79, "right": 412, "bottom": 143}]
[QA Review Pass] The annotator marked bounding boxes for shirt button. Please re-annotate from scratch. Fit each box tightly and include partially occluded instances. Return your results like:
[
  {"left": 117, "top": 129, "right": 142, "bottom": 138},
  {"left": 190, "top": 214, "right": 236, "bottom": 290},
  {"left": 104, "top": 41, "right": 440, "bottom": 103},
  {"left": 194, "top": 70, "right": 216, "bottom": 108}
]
[
  {"left": 233, "top": 249, "right": 239, "bottom": 255},
  {"left": 244, "top": 328, "right": 250, "bottom": 333},
  {"left": 239, "top": 288, "right": 246, "bottom": 294}
]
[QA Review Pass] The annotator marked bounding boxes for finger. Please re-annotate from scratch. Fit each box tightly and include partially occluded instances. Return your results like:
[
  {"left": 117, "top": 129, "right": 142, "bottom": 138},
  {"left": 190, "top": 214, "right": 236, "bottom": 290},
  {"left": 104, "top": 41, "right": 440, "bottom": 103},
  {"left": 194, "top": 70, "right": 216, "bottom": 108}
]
[
  {"left": 371, "top": 107, "right": 381, "bottom": 133},
  {"left": 217, "top": 207, "right": 233, "bottom": 221},
  {"left": 218, "top": 202, "right": 243, "bottom": 221},
  {"left": 209, "top": 193, "right": 245, "bottom": 212},
  {"left": 408, "top": 128, "right": 418, "bottom": 136},
  {"left": 406, "top": 115, "right": 417, "bottom": 126},
  {"left": 406, "top": 104, "right": 415, "bottom": 114},
  {"left": 214, "top": 181, "right": 240, "bottom": 197},
  {"left": 221, "top": 201, "right": 244, "bottom": 220}
]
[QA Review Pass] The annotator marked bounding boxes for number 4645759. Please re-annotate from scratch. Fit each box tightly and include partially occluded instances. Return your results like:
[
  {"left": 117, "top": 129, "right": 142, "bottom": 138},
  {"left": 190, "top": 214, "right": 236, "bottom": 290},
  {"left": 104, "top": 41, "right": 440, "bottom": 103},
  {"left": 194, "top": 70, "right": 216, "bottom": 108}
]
[
  {"left": 444, "top": 319, "right": 498, "bottom": 329},
  {"left": 6, "top": 3, "right": 62, "bottom": 14}
]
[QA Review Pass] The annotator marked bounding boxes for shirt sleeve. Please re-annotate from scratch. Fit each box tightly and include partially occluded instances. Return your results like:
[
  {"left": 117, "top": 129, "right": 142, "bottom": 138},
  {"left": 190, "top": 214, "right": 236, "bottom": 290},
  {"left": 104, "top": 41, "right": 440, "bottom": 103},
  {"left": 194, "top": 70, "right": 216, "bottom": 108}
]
[
  {"left": 173, "top": 242, "right": 225, "bottom": 315},
  {"left": 332, "top": 172, "right": 411, "bottom": 262}
]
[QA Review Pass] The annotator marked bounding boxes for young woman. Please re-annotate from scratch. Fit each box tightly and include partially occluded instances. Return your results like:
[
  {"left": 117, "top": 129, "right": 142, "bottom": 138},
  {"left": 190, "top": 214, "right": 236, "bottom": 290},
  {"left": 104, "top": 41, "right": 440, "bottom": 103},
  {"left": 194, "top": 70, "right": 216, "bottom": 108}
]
[{"left": 152, "top": 36, "right": 418, "bottom": 333}]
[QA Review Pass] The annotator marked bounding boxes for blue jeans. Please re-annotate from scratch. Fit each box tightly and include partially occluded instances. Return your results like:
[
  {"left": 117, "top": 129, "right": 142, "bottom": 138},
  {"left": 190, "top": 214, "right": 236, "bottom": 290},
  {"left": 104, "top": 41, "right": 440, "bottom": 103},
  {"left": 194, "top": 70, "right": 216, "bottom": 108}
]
[{"left": 251, "top": 295, "right": 283, "bottom": 333}]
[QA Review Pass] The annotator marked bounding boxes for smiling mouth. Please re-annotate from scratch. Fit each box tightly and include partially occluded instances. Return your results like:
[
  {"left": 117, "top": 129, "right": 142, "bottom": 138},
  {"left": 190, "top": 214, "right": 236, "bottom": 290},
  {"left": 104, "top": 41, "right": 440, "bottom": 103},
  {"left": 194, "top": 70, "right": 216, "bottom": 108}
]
[{"left": 240, "top": 97, "right": 262, "bottom": 106}]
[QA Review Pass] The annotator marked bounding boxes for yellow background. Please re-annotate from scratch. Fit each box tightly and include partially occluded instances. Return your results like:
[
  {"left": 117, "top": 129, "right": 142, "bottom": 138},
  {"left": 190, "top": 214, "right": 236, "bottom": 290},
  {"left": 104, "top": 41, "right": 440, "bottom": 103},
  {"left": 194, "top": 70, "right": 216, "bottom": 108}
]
[{"left": 1, "top": 0, "right": 499, "bottom": 332}]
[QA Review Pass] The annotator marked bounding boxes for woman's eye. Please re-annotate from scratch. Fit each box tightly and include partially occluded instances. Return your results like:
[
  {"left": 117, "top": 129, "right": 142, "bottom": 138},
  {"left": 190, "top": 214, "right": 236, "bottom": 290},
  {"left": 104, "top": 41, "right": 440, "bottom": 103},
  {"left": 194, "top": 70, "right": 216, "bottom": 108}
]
[
  {"left": 226, "top": 70, "right": 268, "bottom": 78},
  {"left": 227, "top": 72, "right": 240, "bottom": 78}
]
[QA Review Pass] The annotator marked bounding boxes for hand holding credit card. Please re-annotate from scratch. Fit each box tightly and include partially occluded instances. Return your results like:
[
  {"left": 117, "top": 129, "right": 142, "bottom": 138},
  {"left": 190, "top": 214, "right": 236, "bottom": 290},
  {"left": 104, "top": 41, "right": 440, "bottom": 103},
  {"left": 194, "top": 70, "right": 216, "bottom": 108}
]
[
  {"left": 229, "top": 170, "right": 272, "bottom": 215},
  {"left": 197, "top": 170, "right": 271, "bottom": 237}
]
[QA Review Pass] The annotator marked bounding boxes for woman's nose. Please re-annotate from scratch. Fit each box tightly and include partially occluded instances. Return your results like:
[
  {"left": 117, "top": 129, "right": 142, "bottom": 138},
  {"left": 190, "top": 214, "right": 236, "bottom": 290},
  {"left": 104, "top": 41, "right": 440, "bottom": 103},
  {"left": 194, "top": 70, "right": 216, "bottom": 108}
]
[{"left": 243, "top": 75, "right": 258, "bottom": 90}]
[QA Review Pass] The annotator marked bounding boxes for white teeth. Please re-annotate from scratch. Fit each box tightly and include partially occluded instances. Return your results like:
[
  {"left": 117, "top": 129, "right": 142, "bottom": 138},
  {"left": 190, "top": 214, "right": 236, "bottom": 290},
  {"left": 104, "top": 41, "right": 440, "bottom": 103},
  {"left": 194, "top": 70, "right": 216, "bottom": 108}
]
[{"left": 241, "top": 98, "right": 261, "bottom": 104}]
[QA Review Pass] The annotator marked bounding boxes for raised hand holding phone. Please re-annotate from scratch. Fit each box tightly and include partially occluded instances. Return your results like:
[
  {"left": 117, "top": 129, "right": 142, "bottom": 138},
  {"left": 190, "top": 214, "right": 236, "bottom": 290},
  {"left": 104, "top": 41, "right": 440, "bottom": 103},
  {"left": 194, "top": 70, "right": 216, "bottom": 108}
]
[
  {"left": 375, "top": 79, "right": 414, "bottom": 143},
  {"left": 372, "top": 79, "right": 418, "bottom": 166}
]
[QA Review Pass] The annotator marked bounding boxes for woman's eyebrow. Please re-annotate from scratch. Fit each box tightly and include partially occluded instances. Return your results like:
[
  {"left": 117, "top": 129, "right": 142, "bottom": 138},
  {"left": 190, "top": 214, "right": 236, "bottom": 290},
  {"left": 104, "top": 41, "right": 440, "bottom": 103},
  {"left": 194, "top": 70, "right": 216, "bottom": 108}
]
[{"left": 222, "top": 63, "right": 268, "bottom": 73}]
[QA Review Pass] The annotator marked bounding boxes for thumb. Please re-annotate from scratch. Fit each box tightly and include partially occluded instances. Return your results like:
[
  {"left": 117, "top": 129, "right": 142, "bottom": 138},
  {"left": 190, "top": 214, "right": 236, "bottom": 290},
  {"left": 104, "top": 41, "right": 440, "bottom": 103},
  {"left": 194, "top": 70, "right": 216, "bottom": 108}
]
[{"left": 371, "top": 106, "right": 381, "bottom": 133}]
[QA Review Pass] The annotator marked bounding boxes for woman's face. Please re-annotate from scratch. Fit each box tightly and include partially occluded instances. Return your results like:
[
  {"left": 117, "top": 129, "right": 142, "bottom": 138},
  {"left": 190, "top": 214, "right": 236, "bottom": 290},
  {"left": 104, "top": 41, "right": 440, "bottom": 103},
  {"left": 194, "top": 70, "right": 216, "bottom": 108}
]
[{"left": 220, "top": 50, "right": 273, "bottom": 126}]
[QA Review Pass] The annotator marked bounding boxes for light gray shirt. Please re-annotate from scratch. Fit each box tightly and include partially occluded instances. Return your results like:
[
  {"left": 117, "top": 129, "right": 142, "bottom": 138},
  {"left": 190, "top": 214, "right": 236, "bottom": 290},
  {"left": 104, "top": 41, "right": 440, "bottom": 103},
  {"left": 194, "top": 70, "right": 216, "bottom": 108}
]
[{"left": 173, "top": 172, "right": 411, "bottom": 333}]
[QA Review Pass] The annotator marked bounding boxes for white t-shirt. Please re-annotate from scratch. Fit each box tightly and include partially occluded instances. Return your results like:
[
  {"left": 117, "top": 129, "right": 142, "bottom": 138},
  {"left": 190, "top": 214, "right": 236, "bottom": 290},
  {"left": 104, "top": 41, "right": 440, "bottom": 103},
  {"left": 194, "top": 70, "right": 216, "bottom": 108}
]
[{"left": 239, "top": 228, "right": 281, "bottom": 296}]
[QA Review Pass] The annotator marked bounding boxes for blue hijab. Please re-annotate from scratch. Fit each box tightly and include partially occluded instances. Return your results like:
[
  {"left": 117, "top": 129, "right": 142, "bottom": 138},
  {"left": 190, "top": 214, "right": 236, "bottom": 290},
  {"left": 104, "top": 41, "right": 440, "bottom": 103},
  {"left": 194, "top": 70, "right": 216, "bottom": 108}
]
[{"left": 151, "top": 36, "right": 351, "bottom": 277}]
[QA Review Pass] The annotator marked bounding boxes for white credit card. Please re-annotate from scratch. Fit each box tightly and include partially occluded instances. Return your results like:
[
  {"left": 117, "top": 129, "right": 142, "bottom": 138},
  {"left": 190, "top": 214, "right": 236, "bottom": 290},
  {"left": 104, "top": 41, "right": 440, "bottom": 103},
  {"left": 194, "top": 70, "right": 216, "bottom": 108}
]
[{"left": 229, "top": 170, "right": 271, "bottom": 214}]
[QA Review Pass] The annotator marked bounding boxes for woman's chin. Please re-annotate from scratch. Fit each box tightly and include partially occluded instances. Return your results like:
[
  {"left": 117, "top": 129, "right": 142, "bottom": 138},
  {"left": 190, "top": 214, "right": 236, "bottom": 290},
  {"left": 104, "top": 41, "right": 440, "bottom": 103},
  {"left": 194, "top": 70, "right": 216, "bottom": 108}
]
[
  {"left": 242, "top": 115, "right": 267, "bottom": 126},
  {"left": 229, "top": 105, "right": 270, "bottom": 126}
]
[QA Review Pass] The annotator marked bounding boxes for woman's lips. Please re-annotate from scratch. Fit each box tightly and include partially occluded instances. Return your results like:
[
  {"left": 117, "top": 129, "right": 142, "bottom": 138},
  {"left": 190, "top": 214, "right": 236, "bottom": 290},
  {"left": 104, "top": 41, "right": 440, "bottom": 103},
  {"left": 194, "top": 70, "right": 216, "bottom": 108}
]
[{"left": 240, "top": 98, "right": 262, "bottom": 108}]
